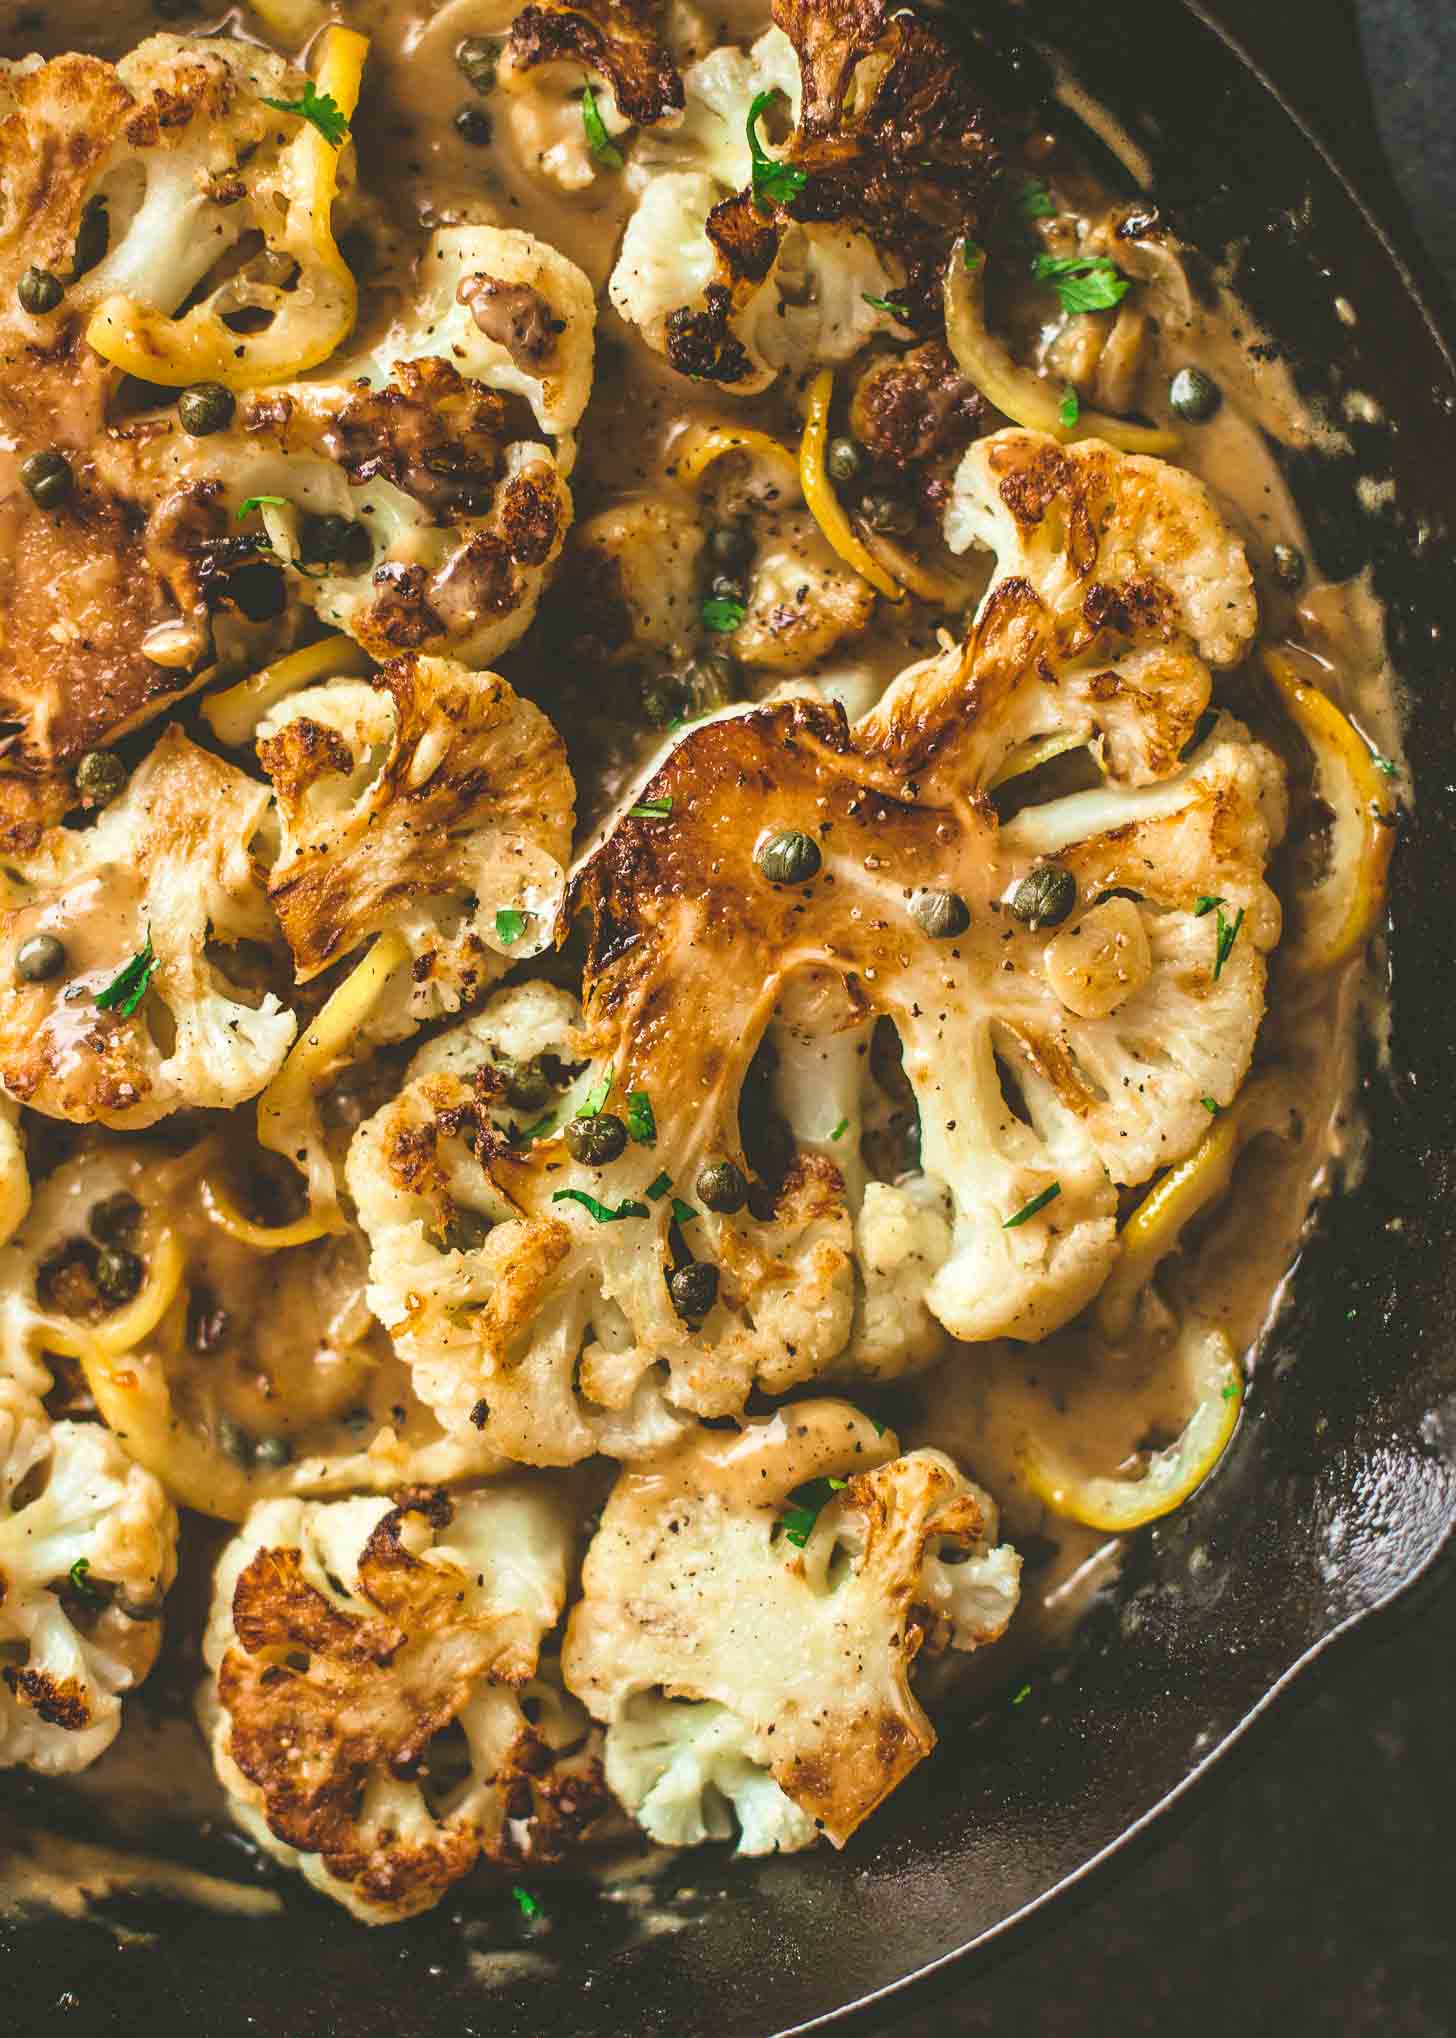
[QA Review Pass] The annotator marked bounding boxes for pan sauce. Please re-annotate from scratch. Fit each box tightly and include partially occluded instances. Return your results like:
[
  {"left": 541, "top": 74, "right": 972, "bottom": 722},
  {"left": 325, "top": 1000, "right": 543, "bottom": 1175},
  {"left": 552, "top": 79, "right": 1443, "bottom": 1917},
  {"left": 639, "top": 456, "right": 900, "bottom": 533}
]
[{"left": 0, "top": 0, "right": 1401, "bottom": 1914}]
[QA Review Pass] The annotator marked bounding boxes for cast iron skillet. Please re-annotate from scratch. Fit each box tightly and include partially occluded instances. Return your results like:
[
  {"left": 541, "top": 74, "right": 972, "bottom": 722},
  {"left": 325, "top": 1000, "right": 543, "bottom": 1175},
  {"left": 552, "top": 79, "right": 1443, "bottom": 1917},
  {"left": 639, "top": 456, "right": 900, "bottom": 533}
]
[{"left": 6, "top": 1, "right": 1456, "bottom": 2030}]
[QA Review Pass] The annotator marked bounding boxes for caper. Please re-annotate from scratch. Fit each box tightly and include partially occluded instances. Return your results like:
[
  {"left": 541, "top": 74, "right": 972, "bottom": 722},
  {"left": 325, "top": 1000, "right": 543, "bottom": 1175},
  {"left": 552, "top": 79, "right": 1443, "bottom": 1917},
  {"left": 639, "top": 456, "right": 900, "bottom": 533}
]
[
  {"left": 709, "top": 572, "right": 748, "bottom": 605},
  {"left": 497, "top": 1054, "right": 551, "bottom": 1110},
  {"left": 74, "top": 750, "right": 126, "bottom": 807},
  {"left": 15, "top": 934, "right": 65, "bottom": 984},
  {"left": 696, "top": 1160, "right": 747, "bottom": 1214},
  {"left": 911, "top": 889, "right": 971, "bottom": 940},
  {"left": 70, "top": 196, "right": 109, "bottom": 280},
  {"left": 455, "top": 34, "right": 499, "bottom": 92},
  {"left": 455, "top": 105, "right": 493, "bottom": 146},
  {"left": 177, "top": 382, "right": 236, "bottom": 437},
  {"left": 253, "top": 1435, "right": 294, "bottom": 1470},
  {"left": 17, "top": 268, "right": 63, "bottom": 316},
  {"left": 668, "top": 1260, "right": 719, "bottom": 1320},
  {"left": 642, "top": 679, "right": 683, "bottom": 727},
  {"left": 302, "top": 512, "right": 370, "bottom": 568},
  {"left": 708, "top": 522, "right": 754, "bottom": 571},
  {"left": 94, "top": 1245, "right": 143, "bottom": 1306},
  {"left": 89, "top": 1192, "right": 142, "bottom": 1246},
  {"left": 1007, "top": 864, "right": 1077, "bottom": 929},
  {"left": 755, "top": 829, "right": 821, "bottom": 885},
  {"left": 217, "top": 1416, "right": 254, "bottom": 1467},
  {"left": 1272, "top": 542, "right": 1306, "bottom": 590},
  {"left": 20, "top": 449, "right": 73, "bottom": 511},
  {"left": 683, "top": 649, "right": 738, "bottom": 711},
  {"left": 565, "top": 1113, "right": 628, "bottom": 1166},
  {"left": 436, "top": 1207, "right": 491, "bottom": 1255},
  {"left": 826, "top": 436, "right": 863, "bottom": 483},
  {"left": 1169, "top": 367, "right": 1222, "bottom": 422},
  {"left": 859, "top": 489, "right": 915, "bottom": 536}
]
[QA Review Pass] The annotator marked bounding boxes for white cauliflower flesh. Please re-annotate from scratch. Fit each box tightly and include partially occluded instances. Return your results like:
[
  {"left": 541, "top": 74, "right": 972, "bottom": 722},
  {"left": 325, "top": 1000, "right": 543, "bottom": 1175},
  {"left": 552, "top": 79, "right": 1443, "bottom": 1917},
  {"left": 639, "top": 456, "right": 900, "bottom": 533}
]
[
  {"left": 0, "top": 1101, "right": 29, "bottom": 1250},
  {"left": 256, "top": 654, "right": 575, "bottom": 1038},
  {"left": 0, "top": 728, "right": 295, "bottom": 1129},
  {"left": 0, "top": 1381, "right": 177, "bottom": 1774},
  {"left": 201, "top": 1481, "right": 599, "bottom": 1922},
  {"left": 562, "top": 1400, "right": 1021, "bottom": 1851},
  {"left": 499, "top": 0, "right": 685, "bottom": 194}
]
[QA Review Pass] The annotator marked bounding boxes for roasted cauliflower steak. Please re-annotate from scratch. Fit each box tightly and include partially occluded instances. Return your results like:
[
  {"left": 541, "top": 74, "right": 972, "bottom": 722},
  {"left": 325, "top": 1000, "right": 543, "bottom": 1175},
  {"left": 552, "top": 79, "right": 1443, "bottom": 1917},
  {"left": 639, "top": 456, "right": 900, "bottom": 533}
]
[{"left": 561, "top": 1401, "right": 1021, "bottom": 1851}]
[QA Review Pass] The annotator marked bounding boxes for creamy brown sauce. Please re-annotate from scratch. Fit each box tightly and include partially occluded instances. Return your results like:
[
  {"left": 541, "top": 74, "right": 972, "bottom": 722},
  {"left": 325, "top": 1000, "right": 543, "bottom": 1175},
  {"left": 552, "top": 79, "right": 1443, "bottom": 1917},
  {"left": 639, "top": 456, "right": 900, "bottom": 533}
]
[{"left": 0, "top": 0, "right": 1400, "bottom": 1919}]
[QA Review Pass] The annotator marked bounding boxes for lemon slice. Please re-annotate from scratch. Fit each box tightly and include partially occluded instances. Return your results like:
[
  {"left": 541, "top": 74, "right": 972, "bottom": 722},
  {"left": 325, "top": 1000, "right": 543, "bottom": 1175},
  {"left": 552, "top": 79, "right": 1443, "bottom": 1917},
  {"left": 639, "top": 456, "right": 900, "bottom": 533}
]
[
  {"left": 202, "top": 635, "right": 372, "bottom": 749},
  {"left": 799, "top": 369, "right": 903, "bottom": 602}
]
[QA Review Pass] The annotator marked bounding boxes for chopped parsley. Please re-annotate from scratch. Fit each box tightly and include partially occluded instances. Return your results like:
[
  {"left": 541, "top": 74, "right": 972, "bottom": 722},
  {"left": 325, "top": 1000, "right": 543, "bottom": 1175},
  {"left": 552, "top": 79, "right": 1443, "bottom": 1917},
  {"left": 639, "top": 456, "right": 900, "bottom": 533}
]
[
  {"left": 1018, "top": 176, "right": 1055, "bottom": 220},
  {"left": 1200, "top": 1096, "right": 1222, "bottom": 1117},
  {"left": 1031, "top": 252, "right": 1131, "bottom": 316},
  {"left": 494, "top": 907, "right": 527, "bottom": 947},
  {"left": 576, "top": 1064, "right": 615, "bottom": 1117},
  {"left": 67, "top": 1557, "right": 105, "bottom": 1604},
  {"left": 862, "top": 293, "right": 909, "bottom": 320},
  {"left": 512, "top": 1111, "right": 557, "bottom": 1145},
  {"left": 646, "top": 1170, "right": 673, "bottom": 1200},
  {"left": 1372, "top": 753, "right": 1399, "bottom": 777},
  {"left": 778, "top": 1475, "right": 848, "bottom": 1548},
  {"left": 1213, "top": 903, "right": 1245, "bottom": 981},
  {"left": 670, "top": 1197, "right": 698, "bottom": 1226},
  {"left": 551, "top": 1188, "right": 648, "bottom": 1222},
  {"left": 747, "top": 90, "right": 806, "bottom": 212},
  {"left": 1059, "top": 385, "right": 1080, "bottom": 430},
  {"left": 1012, "top": 1681, "right": 1032, "bottom": 1706},
  {"left": 629, "top": 797, "right": 673, "bottom": 819},
  {"left": 626, "top": 1090, "right": 657, "bottom": 1145},
  {"left": 829, "top": 1117, "right": 849, "bottom": 1142},
  {"left": 963, "top": 240, "right": 985, "bottom": 272},
  {"left": 1221, "top": 1381, "right": 1240, "bottom": 1402},
  {"left": 1003, "top": 1182, "right": 1061, "bottom": 1229},
  {"left": 511, "top": 1885, "right": 540, "bottom": 1919},
  {"left": 581, "top": 81, "right": 624, "bottom": 169},
  {"left": 1193, "top": 894, "right": 1225, "bottom": 918},
  {"left": 263, "top": 79, "right": 351, "bottom": 148},
  {"left": 702, "top": 594, "right": 746, "bottom": 633},
  {"left": 236, "top": 495, "right": 287, "bottom": 520},
  {"left": 868, "top": 1415, "right": 887, "bottom": 1437},
  {"left": 95, "top": 934, "right": 157, "bottom": 1018}
]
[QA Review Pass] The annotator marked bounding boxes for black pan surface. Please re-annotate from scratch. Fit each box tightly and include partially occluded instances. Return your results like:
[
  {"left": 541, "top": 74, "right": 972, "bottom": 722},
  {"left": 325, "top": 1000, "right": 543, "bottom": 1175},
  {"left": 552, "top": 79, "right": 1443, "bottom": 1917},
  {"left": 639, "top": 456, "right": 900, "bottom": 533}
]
[{"left": 5, "top": 2, "right": 1456, "bottom": 2031}]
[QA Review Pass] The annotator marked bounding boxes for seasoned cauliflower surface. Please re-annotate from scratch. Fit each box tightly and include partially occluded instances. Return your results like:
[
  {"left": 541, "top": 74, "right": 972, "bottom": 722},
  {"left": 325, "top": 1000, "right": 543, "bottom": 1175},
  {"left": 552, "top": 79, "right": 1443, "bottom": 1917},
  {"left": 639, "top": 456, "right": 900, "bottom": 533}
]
[
  {"left": 562, "top": 1401, "right": 1020, "bottom": 1849},
  {"left": 0, "top": 1380, "right": 177, "bottom": 1773},
  {"left": 201, "top": 1482, "right": 596, "bottom": 1921}
]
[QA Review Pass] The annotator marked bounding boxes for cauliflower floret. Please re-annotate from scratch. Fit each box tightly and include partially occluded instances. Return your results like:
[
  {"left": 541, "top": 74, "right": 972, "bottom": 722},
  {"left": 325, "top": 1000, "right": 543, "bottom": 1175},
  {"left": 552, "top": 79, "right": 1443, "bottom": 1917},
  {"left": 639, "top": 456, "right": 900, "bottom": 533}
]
[
  {"left": 563, "top": 496, "right": 707, "bottom": 664},
  {"left": 0, "top": 728, "right": 295, "bottom": 1129},
  {"left": 562, "top": 1400, "right": 1021, "bottom": 1851},
  {"left": 0, "top": 1380, "right": 177, "bottom": 1774},
  {"left": 634, "top": 27, "right": 798, "bottom": 187},
  {"left": 255, "top": 655, "right": 575, "bottom": 1038},
  {"left": 502, "top": 0, "right": 685, "bottom": 192},
  {"left": 201, "top": 1481, "right": 591, "bottom": 1922},
  {"left": 0, "top": 1101, "right": 29, "bottom": 1249},
  {"left": 942, "top": 429, "right": 1259, "bottom": 782},
  {"left": 405, "top": 980, "right": 588, "bottom": 1130}
]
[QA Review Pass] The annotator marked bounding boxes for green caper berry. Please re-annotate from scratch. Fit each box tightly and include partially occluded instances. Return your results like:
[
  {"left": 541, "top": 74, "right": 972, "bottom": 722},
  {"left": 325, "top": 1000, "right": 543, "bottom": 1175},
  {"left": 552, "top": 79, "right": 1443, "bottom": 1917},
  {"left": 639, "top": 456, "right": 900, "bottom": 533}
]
[
  {"left": 302, "top": 512, "right": 370, "bottom": 568},
  {"left": 859, "top": 490, "right": 915, "bottom": 536},
  {"left": 94, "top": 1245, "right": 143, "bottom": 1306},
  {"left": 18, "top": 268, "right": 63, "bottom": 316},
  {"left": 668, "top": 1260, "right": 718, "bottom": 1320},
  {"left": 455, "top": 105, "right": 493, "bottom": 145},
  {"left": 439, "top": 1207, "right": 491, "bottom": 1255},
  {"left": 74, "top": 750, "right": 127, "bottom": 806},
  {"left": 912, "top": 889, "right": 971, "bottom": 940},
  {"left": 177, "top": 382, "right": 236, "bottom": 437},
  {"left": 1272, "top": 542, "right": 1306, "bottom": 590},
  {"left": 1008, "top": 864, "right": 1077, "bottom": 929},
  {"left": 20, "top": 449, "right": 73, "bottom": 511},
  {"left": 826, "top": 437, "right": 863, "bottom": 483},
  {"left": 756, "top": 829, "right": 821, "bottom": 885},
  {"left": 253, "top": 1435, "right": 294, "bottom": 1469},
  {"left": 565, "top": 1114, "right": 628, "bottom": 1166},
  {"left": 70, "top": 197, "right": 109, "bottom": 280},
  {"left": 1169, "top": 367, "right": 1222, "bottom": 422},
  {"left": 708, "top": 522, "right": 754, "bottom": 571},
  {"left": 89, "top": 1192, "right": 142, "bottom": 1246},
  {"left": 696, "top": 1160, "right": 747, "bottom": 1214},
  {"left": 15, "top": 934, "right": 65, "bottom": 984},
  {"left": 709, "top": 572, "right": 748, "bottom": 605},
  {"left": 497, "top": 1055, "right": 551, "bottom": 1111},
  {"left": 455, "top": 34, "right": 499, "bottom": 92},
  {"left": 217, "top": 1416, "right": 254, "bottom": 1467}
]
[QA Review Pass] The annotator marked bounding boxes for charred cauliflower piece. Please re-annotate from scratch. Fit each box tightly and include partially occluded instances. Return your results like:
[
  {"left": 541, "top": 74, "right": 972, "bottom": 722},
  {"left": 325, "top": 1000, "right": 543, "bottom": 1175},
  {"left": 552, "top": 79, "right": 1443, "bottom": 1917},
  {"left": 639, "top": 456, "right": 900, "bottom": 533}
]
[
  {"left": 201, "top": 1482, "right": 590, "bottom": 1922},
  {"left": 0, "top": 728, "right": 294, "bottom": 1129},
  {"left": 502, "top": 0, "right": 684, "bottom": 192},
  {"left": 256, "top": 655, "right": 574, "bottom": 1037},
  {"left": 561, "top": 1401, "right": 1020, "bottom": 1851},
  {"left": 0, "top": 1380, "right": 177, "bottom": 1774}
]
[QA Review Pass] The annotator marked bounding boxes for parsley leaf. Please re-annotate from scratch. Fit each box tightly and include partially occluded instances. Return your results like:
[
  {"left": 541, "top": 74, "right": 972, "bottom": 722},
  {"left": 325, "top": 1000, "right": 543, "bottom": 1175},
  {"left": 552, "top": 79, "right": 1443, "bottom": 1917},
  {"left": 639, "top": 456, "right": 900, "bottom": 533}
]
[
  {"left": 551, "top": 1188, "right": 648, "bottom": 1223},
  {"left": 1018, "top": 176, "right": 1055, "bottom": 219},
  {"left": 829, "top": 1117, "right": 849, "bottom": 1141},
  {"left": 746, "top": 89, "right": 806, "bottom": 212},
  {"left": 236, "top": 495, "right": 287, "bottom": 520},
  {"left": 1003, "top": 1182, "right": 1061, "bottom": 1229},
  {"left": 581, "top": 81, "right": 624, "bottom": 169},
  {"left": 777, "top": 1475, "right": 848, "bottom": 1548},
  {"left": 95, "top": 934, "right": 157, "bottom": 1018},
  {"left": 1193, "top": 893, "right": 1225, "bottom": 918},
  {"left": 1372, "top": 753, "right": 1399, "bottom": 777},
  {"left": 263, "top": 78, "right": 351, "bottom": 148},
  {"left": 1213, "top": 903, "right": 1245, "bottom": 981},
  {"left": 68, "top": 1557, "right": 105, "bottom": 1604},
  {"left": 1201, "top": 1096, "right": 1222, "bottom": 1117},
  {"left": 963, "top": 240, "right": 985, "bottom": 272},
  {"left": 670, "top": 1196, "right": 697, "bottom": 1226},
  {"left": 1012, "top": 1681, "right": 1032, "bottom": 1706},
  {"left": 511, "top": 1885, "right": 540, "bottom": 1919},
  {"left": 1031, "top": 252, "right": 1131, "bottom": 316},
  {"left": 494, "top": 907, "right": 527, "bottom": 947},
  {"left": 626, "top": 1090, "right": 657, "bottom": 1145},
  {"left": 576, "top": 1064, "right": 615, "bottom": 1118},
  {"left": 702, "top": 594, "right": 746, "bottom": 633},
  {"left": 1059, "top": 385, "right": 1080, "bottom": 430},
  {"left": 862, "top": 293, "right": 909, "bottom": 319},
  {"left": 629, "top": 797, "right": 673, "bottom": 819},
  {"left": 646, "top": 1170, "right": 673, "bottom": 1200},
  {"left": 512, "top": 1112, "right": 557, "bottom": 1145},
  {"left": 1221, "top": 1381, "right": 1240, "bottom": 1402}
]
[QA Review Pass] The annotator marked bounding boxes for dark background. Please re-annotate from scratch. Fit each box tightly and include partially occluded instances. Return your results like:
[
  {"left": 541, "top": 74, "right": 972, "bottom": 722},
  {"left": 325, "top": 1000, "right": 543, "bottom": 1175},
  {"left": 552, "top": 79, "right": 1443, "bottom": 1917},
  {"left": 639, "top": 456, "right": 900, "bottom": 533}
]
[{"left": 878, "top": 12, "right": 1456, "bottom": 2034}]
